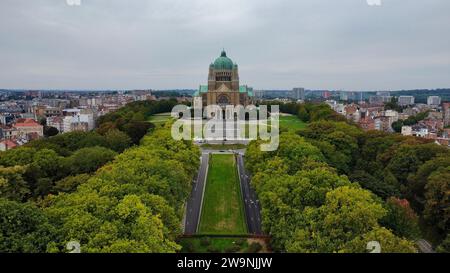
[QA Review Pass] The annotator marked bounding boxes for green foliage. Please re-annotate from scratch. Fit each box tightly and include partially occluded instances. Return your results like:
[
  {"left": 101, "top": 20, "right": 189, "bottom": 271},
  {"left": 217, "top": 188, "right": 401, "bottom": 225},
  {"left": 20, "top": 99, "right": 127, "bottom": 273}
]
[
  {"left": 0, "top": 166, "right": 30, "bottom": 201},
  {"left": 27, "top": 131, "right": 108, "bottom": 156},
  {"left": 0, "top": 198, "right": 56, "bottom": 253},
  {"left": 122, "top": 121, "right": 154, "bottom": 144},
  {"left": 246, "top": 121, "right": 420, "bottom": 253},
  {"left": 301, "top": 103, "right": 347, "bottom": 122},
  {"left": 408, "top": 156, "right": 450, "bottom": 202},
  {"left": 285, "top": 186, "right": 396, "bottom": 253},
  {"left": 436, "top": 234, "right": 450, "bottom": 253},
  {"left": 423, "top": 167, "right": 450, "bottom": 234},
  {"left": 384, "top": 97, "right": 403, "bottom": 112},
  {"left": 391, "top": 120, "right": 403, "bottom": 133},
  {"left": 0, "top": 145, "right": 118, "bottom": 199},
  {"left": 340, "top": 227, "right": 417, "bottom": 253},
  {"left": 299, "top": 121, "right": 362, "bottom": 174},
  {"left": 25, "top": 149, "right": 65, "bottom": 197},
  {"left": 43, "top": 126, "right": 59, "bottom": 137},
  {"left": 200, "top": 237, "right": 211, "bottom": 247},
  {"left": 225, "top": 244, "right": 241, "bottom": 253},
  {"left": 0, "top": 147, "right": 37, "bottom": 167},
  {"left": 0, "top": 112, "right": 199, "bottom": 253},
  {"left": 380, "top": 197, "right": 420, "bottom": 239},
  {"left": 179, "top": 237, "right": 250, "bottom": 253},
  {"left": 350, "top": 170, "right": 399, "bottom": 199},
  {"left": 245, "top": 132, "right": 324, "bottom": 175},
  {"left": 64, "top": 146, "right": 117, "bottom": 175},
  {"left": 103, "top": 129, "right": 132, "bottom": 153},
  {"left": 264, "top": 102, "right": 346, "bottom": 123},
  {"left": 53, "top": 174, "right": 91, "bottom": 193},
  {"left": 96, "top": 100, "right": 179, "bottom": 144},
  {"left": 41, "top": 125, "right": 199, "bottom": 253},
  {"left": 390, "top": 111, "right": 430, "bottom": 132},
  {"left": 245, "top": 242, "right": 263, "bottom": 253}
]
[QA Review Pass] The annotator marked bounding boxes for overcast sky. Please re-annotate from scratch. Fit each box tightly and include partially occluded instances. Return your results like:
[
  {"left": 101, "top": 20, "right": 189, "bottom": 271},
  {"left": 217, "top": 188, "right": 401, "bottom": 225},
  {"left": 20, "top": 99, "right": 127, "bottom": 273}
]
[{"left": 1, "top": 0, "right": 449, "bottom": 91}]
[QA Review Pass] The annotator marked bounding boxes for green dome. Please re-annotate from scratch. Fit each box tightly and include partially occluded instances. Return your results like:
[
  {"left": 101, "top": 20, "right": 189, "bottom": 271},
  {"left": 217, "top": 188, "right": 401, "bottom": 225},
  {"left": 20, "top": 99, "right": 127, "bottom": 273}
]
[{"left": 213, "top": 50, "right": 234, "bottom": 70}]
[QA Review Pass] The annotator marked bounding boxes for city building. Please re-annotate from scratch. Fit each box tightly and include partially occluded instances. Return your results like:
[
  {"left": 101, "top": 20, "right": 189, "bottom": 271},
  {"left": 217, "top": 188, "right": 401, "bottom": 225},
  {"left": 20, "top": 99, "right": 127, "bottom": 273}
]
[
  {"left": 12, "top": 118, "right": 43, "bottom": 139},
  {"left": 427, "top": 96, "right": 442, "bottom": 106},
  {"left": 374, "top": 116, "right": 392, "bottom": 132},
  {"left": 62, "top": 114, "right": 94, "bottom": 133},
  {"left": 385, "top": 110, "right": 399, "bottom": 125},
  {"left": 401, "top": 126, "right": 413, "bottom": 136},
  {"left": 194, "top": 50, "right": 253, "bottom": 109},
  {"left": 443, "top": 102, "right": 450, "bottom": 127},
  {"left": 47, "top": 116, "right": 64, "bottom": 132},
  {"left": 369, "top": 95, "right": 392, "bottom": 105},
  {"left": 292, "top": 88, "right": 305, "bottom": 100},
  {"left": 253, "top": 90, "right": 265, "bottom": 99},
  {"left": 359, "top": 116, "right": 375, "bottom": 131},
  {"left": 398, "top": 96, "right": 415, "bottom": 106}
]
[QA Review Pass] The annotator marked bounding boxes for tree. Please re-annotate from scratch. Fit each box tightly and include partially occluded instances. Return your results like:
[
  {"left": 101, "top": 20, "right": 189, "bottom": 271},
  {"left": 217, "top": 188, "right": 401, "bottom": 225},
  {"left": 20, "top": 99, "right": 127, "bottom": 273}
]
[
  {"left": 104, "top": 129, "right": 133, "bottom": 153},
  {"left": 436, "top": 234, "right": 450, "bottom": 253},
  {"left": 44, "top": 189, "right": 182, "bottom": 253},
  {"left": 384, "top": 97, "right": 402, "bottom": 112},
  {"left": 386, "top": 146, "right": 421, "bottom": 185},
  {"left": 391, "top": 120, "right": 403, "bottom": 133},
  {"left": 0, "top": 166, "right": 30, "bottom": 201},
  {"left": 96, "top": 121, "right": 117, "bottom": 135},
  {"left": 41, "top": 126, "right": 199, "bottom": 253},
  {"left": 341, "top": 227, "right": 416, "bottom": 253},
  {"left": 350, "top": 170, "right": 400, "bottom": 199},
  {"left": 43, "top": 126, "right": 59, "bottom": 137},
  {"left": 122, "top": 121, "right": 154, "bottom": 144},
  {"left": 53, "top": 173, "right": 91, "bottom": 193},
  {"left": 408, "top": 156, "right": 450, "bottom": 202},
  {"left": 0, "top": 147, "right": 37, "bottom": 167},
  {"left": 380, "top": 197, "right": 420, "bottom": 239},
  {"left": 0, "top": 198, "right": 56, "bottom": 253},
  {"left": 285, "top": 186, "right": 388, "bottom": 252},
  {"left": 64, "top": 146, "right": 117, "bottom": 175},
  {"left": 26, "top": 149, "right": 65, "bottom": 196},
  {"left": 423, "top": 167, "right": 450, "bottom": 233}
]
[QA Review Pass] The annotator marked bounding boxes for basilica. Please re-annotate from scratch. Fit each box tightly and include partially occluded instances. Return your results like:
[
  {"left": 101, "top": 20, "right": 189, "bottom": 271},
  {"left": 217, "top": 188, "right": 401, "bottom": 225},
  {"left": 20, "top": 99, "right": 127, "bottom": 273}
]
[{"left": 194, "top": 50, "right": 254, "bottom": 108}]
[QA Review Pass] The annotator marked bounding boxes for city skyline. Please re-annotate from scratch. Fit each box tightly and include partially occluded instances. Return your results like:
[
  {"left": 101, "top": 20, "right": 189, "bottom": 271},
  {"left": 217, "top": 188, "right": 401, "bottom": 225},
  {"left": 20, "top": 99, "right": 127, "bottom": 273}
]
[{"left": 1, "top": 0, "right": 450, "bottom": 90}]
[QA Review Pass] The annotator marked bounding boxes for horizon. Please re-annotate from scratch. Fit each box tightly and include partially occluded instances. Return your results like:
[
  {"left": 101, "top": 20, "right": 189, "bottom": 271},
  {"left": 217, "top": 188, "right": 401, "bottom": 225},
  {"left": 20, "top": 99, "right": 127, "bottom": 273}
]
[{"left": 2, "top": 87, "right": 450, "bottom": 93}]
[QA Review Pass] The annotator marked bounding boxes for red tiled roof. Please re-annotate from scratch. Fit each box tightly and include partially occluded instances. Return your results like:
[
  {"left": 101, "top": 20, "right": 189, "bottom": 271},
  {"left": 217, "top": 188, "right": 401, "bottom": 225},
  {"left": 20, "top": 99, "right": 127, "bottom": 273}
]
[
  {"left": 14, "top": 118, "right": 41, "bottom": 127},
  {"left": 0, "top": 140, "right": 18, "bottom": 149}
]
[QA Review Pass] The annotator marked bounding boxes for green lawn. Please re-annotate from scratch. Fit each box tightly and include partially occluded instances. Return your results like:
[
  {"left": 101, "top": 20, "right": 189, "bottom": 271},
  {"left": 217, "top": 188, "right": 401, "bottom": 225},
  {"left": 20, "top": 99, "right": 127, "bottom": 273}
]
[
  {"left": 246, "top": 115, "right": 306, "bottom": 136},
  {"left": 179, "top": 114, "right": 306, "bottom": 138},
  {"left": 148, "top": 113, "right": 172, "bottom": 124},
  {"left": 198, "top": 154, "right": 247, "bottom": 235},
  {"left": 278, "top": 115, "right": 307, "bottom": 131}
]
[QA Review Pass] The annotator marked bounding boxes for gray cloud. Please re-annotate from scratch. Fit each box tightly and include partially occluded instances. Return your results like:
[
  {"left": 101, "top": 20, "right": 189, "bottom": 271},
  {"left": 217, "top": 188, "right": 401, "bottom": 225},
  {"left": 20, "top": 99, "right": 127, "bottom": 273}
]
[{"left": 1, "top": 0, "right": 449, "bottom": 90}]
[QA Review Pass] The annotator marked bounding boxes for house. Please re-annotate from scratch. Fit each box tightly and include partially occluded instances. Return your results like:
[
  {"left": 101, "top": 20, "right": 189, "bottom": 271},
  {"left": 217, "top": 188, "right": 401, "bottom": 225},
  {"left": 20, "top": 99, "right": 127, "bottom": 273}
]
[
  {"left": 12, "top": 118, "right": 44, "bottom": 138},
  {"left": 0, "top": 139, "right": 18, "bottom": 151}
]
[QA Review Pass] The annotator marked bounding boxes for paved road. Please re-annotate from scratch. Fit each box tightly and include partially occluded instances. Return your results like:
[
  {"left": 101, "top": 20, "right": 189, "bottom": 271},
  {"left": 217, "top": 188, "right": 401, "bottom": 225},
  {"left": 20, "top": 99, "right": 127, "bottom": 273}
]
[
  {"left": 184, "top": 153, "right": 209, "bottom": 234},
  {"left": 236, "top": 154, "right": 263, "bottom": 235},
  {"left": 417, "top": 239, "right": 435, "bottom": 253}
]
